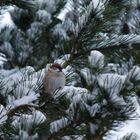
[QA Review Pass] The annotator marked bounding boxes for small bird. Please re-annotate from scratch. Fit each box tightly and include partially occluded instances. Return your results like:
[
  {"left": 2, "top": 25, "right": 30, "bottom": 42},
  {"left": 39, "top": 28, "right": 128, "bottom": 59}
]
[{"left": 43, "top": 63, "right": 65, "bottom": 94}]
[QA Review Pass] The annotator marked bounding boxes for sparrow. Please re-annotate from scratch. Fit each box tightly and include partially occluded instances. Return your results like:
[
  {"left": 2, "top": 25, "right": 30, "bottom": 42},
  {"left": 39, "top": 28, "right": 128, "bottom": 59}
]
[{"left": 43, "top": 63, "right": 65, "bottom": 94}]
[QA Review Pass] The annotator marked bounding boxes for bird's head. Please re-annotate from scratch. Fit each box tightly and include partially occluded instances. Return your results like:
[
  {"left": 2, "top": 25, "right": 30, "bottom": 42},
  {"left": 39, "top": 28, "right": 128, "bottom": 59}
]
[{"left": 50, "top": 63, "right": 63, "bottom": 72}]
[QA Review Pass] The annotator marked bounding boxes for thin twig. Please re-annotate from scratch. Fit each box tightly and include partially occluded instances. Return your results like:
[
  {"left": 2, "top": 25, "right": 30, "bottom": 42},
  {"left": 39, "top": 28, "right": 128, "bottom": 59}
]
[{"left": 1, "top": 104, "right": 42, "bottom": 121}]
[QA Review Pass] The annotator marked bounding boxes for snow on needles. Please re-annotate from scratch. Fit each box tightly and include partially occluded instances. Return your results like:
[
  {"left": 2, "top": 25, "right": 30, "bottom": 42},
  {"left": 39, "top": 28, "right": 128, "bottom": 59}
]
[
  {"left": 92, "top": 0, "right": 106, "bottom": 17},
  {"left": 0, "top": 53, "right": 7, "bottom": 68},
  {"left": 0, "top": 105, "right": 8, "bottom": 124},
  {"left": 0, "top": 66, "right": 44, "bottom": 108},
  {"left": 88, "top": 50, "right": 104, "bottom": 69},
  {"left": 56, "top": 86, "right": 88, "bottom": 100},
  {"left": 50, "top": 117, "right": 69, "bottom": 134},
  {"left": 10, "top": 90, "right": 39, "bottom": 107},
  {"left": 0, "top": 66, "right": 45, "bottom": 126},
  {"left": 127, "top": 66, "right": 140, "bottom": 81},
  {"left": 97, "top": 73, "right": 126, "bottom": 95},
  {"left": 12, "top": 110, "right": 46, "bottom": 139},
  {"left": 0, "top": 11, "right": 15, "bottom": 31}
]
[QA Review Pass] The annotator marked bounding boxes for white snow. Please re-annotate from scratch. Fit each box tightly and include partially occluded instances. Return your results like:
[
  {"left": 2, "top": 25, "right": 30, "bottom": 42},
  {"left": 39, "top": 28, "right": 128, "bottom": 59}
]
[
  {"left": 11, "top": 91, "right": 39, "bottom": 107},
  {"left": 128, "top": 66, "right": 140, "bottom": 81},
  {"left": 106, "top": 63, "right": 120, "bottom": 72},
  {"left": 106, "top": 118, "right": 140, "bottom": 140},
  {"left": 97, "top": 73, "right": 126, "bottom": 95},
  {"left": 0, "top": 3, "right": 140, "bottom": 140},
  {"left": 53, "top": 24, "right": 69, "bottom": 40},
  {"left": 50, "top": 117, "right": 69, "bottom": 134},
  {"left": 57, "top": 0, "right": 72, "bottom": 20},
  {"left": 62, "top": 18, "right": 75, "bottom": 33},
  {"left": 89, "top": 34, "right": 140, "bottom": 50},
  {"left": 1, "top": 42, "right": 14, "bottom": 58},
  {"left": 1, "top": 67, "right": 36, "bottom": 95},
  {"left": 36, "top": 10, "right": 52, "bottom": 24},
  {"left": 27, "top": 21, "right": 42, "bottom": 40},
  {"left": 88, "top": 50, "right": 104, "bottom": 69},
  {"left": 34, "top": 110, "right": 46, "bottom": 124},
  {"left": 80, "top": 68, "right": 96, "bottom": 87},
  {"left": 77, "top": 1, "right": 93, "bottom": 34},
  {"left": 62, "top": 135, "right": 84, "bottom": 140},
  {"left": 84, "top": 103, "right": 100, "bottom": 117},
  {"left": 54, "top": 54, "right": 70, "bottom": 66},
  {"left": 12, "top": 110, "right": 46, "bottom": 139},
  {"left": 0, "top": 53, "right": 7, "bottom": 67},
  {"left": 0, "top": 12, "right": 14, "bottom": 31},
  {"left": 92, "top": 0, "right": 106, "bottom": 17},
  {"left": 105, "top": 96, "right": 140, "bottom": 140},
  {"left": 58, "top": 86, "right": 88, "bottom": 99},
  {"left": 0, "top": 105, "right": 8, "bottom": 124},
  {"left": 13, "top": 110, "right": 46, "bottom": 126},
  {"left": 0, "top": 67, "right": 43, "bottom": 113}
]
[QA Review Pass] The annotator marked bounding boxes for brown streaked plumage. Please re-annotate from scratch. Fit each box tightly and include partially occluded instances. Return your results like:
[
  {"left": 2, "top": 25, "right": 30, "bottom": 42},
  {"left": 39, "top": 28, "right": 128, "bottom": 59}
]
[{"left": 43, "top": 63, "right": 65, "bottom": 93}]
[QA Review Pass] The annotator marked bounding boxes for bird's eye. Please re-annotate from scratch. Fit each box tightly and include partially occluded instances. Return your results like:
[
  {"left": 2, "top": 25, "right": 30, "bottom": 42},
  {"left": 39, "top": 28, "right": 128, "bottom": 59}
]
[{"left": 52, "top": 67, "right": 60, "bottom": 72}]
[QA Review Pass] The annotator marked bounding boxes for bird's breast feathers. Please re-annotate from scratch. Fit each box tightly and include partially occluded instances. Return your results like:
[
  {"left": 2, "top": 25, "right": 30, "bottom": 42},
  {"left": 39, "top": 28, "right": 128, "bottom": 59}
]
[{"left": 44, "top": 70, "right": 65, "bottom": 93}]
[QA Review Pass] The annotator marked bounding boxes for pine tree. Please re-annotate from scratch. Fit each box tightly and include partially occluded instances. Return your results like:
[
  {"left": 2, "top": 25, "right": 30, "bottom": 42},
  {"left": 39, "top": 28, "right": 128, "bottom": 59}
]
[{"left": 0, "top": 0, "right": 140, "bottom": 140}]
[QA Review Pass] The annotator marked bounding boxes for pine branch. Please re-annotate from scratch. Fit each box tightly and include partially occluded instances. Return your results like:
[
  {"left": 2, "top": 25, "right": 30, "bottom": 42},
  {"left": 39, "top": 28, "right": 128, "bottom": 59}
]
[
  {"left": 0, "top": 0, "right": 35, "bottom": 10},
  {"left": 52, "top": 0, "right": 67, "bottom": 16},
  {"left": 62, "top": 33, "right": 140, "bottom": 68},
  {"left": 5, "top": 104, "right": 40, "bottom": 120}
]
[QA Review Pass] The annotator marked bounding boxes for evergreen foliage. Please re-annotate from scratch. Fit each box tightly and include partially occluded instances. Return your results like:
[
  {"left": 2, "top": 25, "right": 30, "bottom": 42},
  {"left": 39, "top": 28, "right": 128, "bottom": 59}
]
[{"left": 0, "top": 0, "right": 140, "bottom": 140}]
